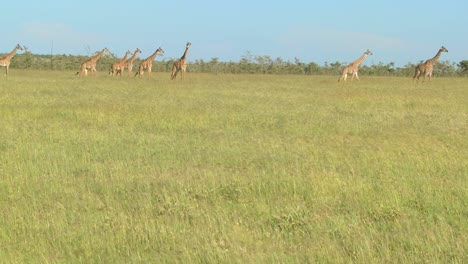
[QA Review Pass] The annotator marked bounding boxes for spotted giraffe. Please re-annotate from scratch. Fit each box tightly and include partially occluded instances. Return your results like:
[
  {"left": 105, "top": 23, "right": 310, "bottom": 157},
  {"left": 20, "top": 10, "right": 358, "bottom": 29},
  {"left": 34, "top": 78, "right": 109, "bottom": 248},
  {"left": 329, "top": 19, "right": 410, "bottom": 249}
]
[
  {"left": 171, "top": 42, "right": 191, "bottom": 80},
  {"left": 413, "top": 46, "right": 448, "bottom": 81},
  {"left": 134, "top": 47, "right": 164, "bottom": 77},
  {"left": 110, "top": 50, "right": 131, "bottom": 76},
  {"left": 76, "top": 48, "right": 110, "bottom": 77},
  {"left": 124, "top": 48, "right": 141, "bottom": 76},
  {"left": 338, "top": 49, "right": 373, "bottom": 82},
  {"left": 0, "top": 44, "right": 23, "bottom": 76}
]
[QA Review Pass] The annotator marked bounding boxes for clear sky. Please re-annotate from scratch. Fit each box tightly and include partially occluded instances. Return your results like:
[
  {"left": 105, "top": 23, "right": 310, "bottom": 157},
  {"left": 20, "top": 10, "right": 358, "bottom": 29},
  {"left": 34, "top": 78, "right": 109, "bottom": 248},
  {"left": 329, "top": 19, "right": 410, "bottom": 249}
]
[{"left": 2, "top": 0, "right": 467, "bottom": 67}]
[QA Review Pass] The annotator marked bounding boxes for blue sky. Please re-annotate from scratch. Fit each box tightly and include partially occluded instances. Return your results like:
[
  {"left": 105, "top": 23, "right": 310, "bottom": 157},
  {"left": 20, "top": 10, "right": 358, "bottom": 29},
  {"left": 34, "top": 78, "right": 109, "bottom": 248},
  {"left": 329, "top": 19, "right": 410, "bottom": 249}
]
[{"left": 2, "top": 0, "right": 467, "bottom": 67}]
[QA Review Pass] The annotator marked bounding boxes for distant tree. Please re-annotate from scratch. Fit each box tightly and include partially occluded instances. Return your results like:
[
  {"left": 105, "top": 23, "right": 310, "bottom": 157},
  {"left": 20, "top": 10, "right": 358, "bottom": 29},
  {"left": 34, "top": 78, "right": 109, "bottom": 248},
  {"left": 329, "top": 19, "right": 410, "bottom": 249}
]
[
  {"left": 292, "top": 57, "right": 305, "bottom": 74},
  {"left": 458, "top": 60, "right": 468, "bottom": 73},
  {"left": 23, "top": 46, "right": 33, "bottom": 69},
  {"left": 434, "top": 60, "right": 456, "bottom": 77},
  {"left": 305, "top": 62, "right": 321, "bottom": 75},
  {"left": 327, "top": 61, "right": 343, "bottom": 75}
]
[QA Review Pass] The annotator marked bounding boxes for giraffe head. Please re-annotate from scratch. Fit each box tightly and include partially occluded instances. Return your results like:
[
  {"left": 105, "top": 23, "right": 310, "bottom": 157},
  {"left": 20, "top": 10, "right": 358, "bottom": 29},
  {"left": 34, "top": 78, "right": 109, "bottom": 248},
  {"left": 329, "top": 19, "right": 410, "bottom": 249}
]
[
  {"left": 440, "top": 46, "right": 448, "bottom": 53},
  {"left": 135, "top": 48, "right": 142, "bottom": 54},
  {"left": 186, "top": 42, "right": 191, "bottom": 48},
  {"left": 156, "top": 47, "right": 164, "bottom": 55},
  {"left": 365, "top": 49, "right": 373, "bottom": 56},
  {"left": 16, "top": 44, "right": 23, "bottom": 51}
]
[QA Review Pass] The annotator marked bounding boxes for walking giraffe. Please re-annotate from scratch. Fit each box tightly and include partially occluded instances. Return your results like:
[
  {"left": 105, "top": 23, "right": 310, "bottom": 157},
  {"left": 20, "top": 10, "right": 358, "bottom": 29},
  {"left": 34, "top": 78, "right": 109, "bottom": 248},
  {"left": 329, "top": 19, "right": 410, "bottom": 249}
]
[
  {"left": 76, "top": 48, "right": 110, "bottom": 77},
  {"left": 338, "top": 49, "right": 373, "bottom": 82},
  {"left": 109, "top": 50, "right": 131, "bottom": 76},
  {"left": 413, "top": 46, "right": 448, "bottom": 81},
  {"left": 171, "top": 42, "right": 191, "bottom": 80},
  {"left": 123, "top": 48, "right": 141, "bottom": 76},
  {"left": 134, "top": 47, "right": 164, "bottom": 77},
  {"left": 0, "top": 44, "right": 23, "bottom": 76}
]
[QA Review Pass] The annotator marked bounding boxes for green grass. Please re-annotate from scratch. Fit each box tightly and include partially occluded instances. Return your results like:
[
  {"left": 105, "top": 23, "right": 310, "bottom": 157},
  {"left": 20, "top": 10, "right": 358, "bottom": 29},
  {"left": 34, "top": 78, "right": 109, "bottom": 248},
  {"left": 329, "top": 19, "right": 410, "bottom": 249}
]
[{"left": 0, "top": 70, "right": 466, "bottom": 263}]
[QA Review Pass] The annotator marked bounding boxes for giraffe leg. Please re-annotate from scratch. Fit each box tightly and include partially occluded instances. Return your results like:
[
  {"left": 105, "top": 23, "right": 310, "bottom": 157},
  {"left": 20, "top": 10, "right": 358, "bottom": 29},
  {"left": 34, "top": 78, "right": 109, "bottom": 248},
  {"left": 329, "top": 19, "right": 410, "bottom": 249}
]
[
  {"left": 341, "top": 68, "right": 349, "bottom": 82},
  {"left": 413, "top": 68, "right": 420, "bottom": 80},
  {"left": 181, "top": 65, "right": 187, "bottom": 80},
  {"left": 136, "top": 65, "right": 144, "bottom": 78},
  {"left": 171, "top": 65, "right": 178, "bottom": 80},
  {"left": 351, "top": 71, "right": 359, "bottom": 81},
  {"left": 78, "top": 66, "right": 84, "bottom": 77},
  {"left": 338, "top": 68, "right": 346, "bottom": 82}
]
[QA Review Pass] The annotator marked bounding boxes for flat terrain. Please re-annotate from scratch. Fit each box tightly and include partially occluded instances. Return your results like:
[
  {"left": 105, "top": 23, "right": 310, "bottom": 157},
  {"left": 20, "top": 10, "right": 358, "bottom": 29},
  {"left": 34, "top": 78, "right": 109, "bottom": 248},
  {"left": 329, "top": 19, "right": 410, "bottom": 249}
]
[{"left": 0, "top": 71, "right": 466, "bottom": 263}]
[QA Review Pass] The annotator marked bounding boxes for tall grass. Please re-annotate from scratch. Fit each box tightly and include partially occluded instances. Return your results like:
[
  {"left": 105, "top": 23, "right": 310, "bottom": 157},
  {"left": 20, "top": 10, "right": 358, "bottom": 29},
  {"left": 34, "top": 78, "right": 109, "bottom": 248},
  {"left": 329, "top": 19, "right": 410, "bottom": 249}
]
[{"left": 0, "top": 70, "right": 466, "bottom": 263}]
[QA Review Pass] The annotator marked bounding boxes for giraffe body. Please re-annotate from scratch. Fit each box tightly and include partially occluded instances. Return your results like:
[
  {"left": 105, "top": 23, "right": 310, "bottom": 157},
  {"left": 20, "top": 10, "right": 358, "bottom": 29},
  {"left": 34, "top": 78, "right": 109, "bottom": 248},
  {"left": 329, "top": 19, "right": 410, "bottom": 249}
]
[
  {"left": 123, "top": 48, "right": 141, "bottom": 76},
  {"left": 413, "top": 46, "right": 448, "bottom": 81},
  {"left": 76, "top": 48, "right": 110, "bottom": 77},
  {"left": 134, "top": 48, "right": 164, "bottom": 77},
  {"left": 0, "top": 44, "right": 23, "bottom": 76},
  {"left": 110, "top": 50, "right": 131, "bottom": 76},
  {"left": 338, "top": 49, "right": 372, "bottom": 82},
  {"left": 171, "top": 42, "right": 191, "bottom": 80}
]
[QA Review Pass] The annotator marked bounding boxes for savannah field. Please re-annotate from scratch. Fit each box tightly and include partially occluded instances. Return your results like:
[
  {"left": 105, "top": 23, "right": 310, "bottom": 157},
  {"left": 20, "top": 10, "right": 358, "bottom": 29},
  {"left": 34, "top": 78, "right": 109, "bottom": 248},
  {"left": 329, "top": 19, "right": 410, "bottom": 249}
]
[{"left": 0, "top": 70, "right": 466, "bottom": 263}]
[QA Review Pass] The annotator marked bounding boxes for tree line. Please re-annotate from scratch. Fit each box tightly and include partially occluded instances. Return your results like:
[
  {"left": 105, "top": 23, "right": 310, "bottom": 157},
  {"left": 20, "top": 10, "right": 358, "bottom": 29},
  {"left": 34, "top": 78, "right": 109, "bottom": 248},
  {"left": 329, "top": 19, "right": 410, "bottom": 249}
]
[{"left": 6, "top": 49, "right": 468, "bottom": 77}]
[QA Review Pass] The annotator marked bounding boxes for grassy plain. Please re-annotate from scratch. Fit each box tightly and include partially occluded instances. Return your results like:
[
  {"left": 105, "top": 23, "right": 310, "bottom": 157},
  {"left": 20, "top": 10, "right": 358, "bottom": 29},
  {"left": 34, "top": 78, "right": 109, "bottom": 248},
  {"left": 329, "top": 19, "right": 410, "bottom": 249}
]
[{"left": 0, "top": 70, "right": 466, "bottom": 263}]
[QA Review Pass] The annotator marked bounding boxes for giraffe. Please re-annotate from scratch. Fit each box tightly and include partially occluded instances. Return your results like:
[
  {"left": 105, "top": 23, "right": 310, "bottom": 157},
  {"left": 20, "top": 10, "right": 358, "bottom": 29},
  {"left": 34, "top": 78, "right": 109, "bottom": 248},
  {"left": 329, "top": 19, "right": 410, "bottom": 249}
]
[
  {"left": 76, "top": 48, "right": 110, "bottom": 77},
  {"left": 413, "top": 46, "right": 448, "bottom": 81},
  {"left": 134, "top": 47, "right": 164, "bottom": 77},
  {"left": 123, "top": 48, "right": 141, "bottom": 76},
  {"left": 109, "top": 50, "right": 131, "bottom": 76},
  {"left": 338, "top": 49, "right": 373, "bottom": 82},
  {"left": 171, "top": 42, "right": 191, "bottom": 80},
  {"left": 0, "top": 44, "right": 23, "bottom": 76}
]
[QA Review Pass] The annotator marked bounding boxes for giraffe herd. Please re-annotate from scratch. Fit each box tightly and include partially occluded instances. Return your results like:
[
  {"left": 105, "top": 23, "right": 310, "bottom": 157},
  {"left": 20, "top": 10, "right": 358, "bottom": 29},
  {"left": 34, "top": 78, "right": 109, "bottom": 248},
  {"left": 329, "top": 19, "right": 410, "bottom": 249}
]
[
  {"left": 0, "top": 43, "right": 450, "bottom": 82},
  {"left": 0, "top": 42, "right": 190, "bottom": 80},
  {"left": 337, "top": 46, "right": 449, "bottom": 82}
]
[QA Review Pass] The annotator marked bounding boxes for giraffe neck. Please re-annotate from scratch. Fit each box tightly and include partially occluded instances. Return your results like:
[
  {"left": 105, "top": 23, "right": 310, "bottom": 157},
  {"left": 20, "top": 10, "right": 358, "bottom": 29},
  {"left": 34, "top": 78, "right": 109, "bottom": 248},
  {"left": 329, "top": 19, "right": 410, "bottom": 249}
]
[
  {"left": 121, "top": 52, "right": 130, "bottom": 61},
  {"left": 427, "top": 50, "right": 443, "bottom": 64},
  {"left": 92, "top": 49, "right": 106, "bottom": 62},
  {"left": 127, "top": 52, "right": 139, "bottom": 63},
  {"left": 352, "top": 53, "right": 368, "bottom": 66},
  {"left": 117, "top": 52, "right": 130, "bottom": 64},
  {"left": 146, "top": 50, "right": 161, "bottom": 62},
  {"left": 180, "top": 47, "right": 190, "bottom": 60},
  {"left": 4, "top": 47, "right": 20, "bottom": 60}
]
